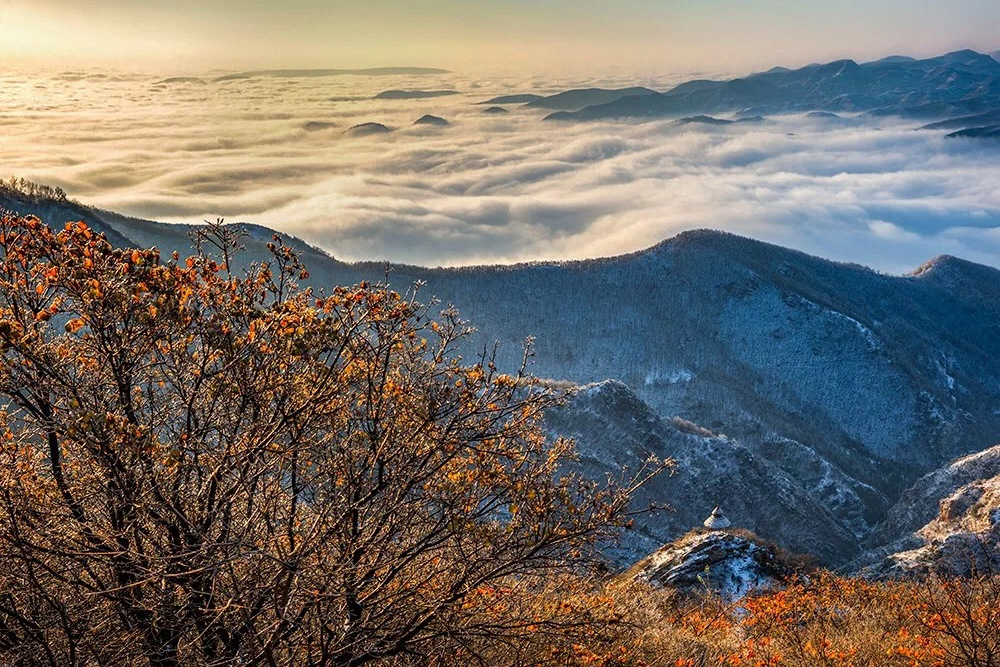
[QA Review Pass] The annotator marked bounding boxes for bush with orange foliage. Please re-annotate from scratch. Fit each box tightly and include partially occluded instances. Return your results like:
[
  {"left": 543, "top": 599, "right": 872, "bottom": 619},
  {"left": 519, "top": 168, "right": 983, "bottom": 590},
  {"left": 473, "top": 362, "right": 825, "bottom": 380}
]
[
  {"left": 0, "top": 215, "right": 667, "bottom": 667},
  {"left": 540, "top": 571, "right": 1000, "bottom": 667}
]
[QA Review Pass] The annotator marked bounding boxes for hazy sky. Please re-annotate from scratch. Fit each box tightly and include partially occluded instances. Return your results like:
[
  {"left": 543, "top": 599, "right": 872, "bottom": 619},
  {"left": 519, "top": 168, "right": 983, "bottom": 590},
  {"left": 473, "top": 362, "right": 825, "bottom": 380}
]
[{"left": 1, "top": 0, "right": 997, "bottom": 74}]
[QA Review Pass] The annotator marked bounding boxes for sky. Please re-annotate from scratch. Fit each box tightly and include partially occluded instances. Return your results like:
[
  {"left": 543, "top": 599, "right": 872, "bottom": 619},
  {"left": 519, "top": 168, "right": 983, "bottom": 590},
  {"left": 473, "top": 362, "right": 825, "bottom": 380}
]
[{"left": 1, "top": 0, "right": 997, "bottom": 74}]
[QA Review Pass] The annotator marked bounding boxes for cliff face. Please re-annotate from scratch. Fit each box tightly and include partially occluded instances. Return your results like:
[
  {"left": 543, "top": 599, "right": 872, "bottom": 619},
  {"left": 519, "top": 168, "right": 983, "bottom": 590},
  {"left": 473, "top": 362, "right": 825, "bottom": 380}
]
[
  {"left": 866, "top": 445, "right": 1000, "bottom": 548},
  {"left": 854, "top": 445, "right": 1000, "bottom": 577}
]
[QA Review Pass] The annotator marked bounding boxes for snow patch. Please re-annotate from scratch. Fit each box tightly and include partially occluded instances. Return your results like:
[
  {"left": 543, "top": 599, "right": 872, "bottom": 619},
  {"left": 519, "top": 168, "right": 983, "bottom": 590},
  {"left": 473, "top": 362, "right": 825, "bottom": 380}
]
[
  {"left": 935, "top": 356, "right": 957, "bottom": 392},
  {"left": 645, "top": 369, "right": 695, "bottom": 386},
  {"left": 793, "top": 295, "right": 883, "bottom": 351}
]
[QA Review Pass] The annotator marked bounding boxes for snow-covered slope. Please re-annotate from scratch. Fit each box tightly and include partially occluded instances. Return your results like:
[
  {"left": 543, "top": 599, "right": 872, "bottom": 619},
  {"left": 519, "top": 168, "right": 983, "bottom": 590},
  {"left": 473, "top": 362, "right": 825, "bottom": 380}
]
[
  {"left": 547, "top": 380, "right": 874, "bottom": 566},
  {"left": 867, "top": 445, "right": 1000, "bottom": 547}
]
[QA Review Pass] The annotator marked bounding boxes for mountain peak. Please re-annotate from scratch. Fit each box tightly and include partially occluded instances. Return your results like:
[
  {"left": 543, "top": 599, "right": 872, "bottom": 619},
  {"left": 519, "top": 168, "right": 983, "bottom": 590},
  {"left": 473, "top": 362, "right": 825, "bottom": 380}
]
[
  {"left": 933, "top": 49, "right": 999, "bottom": 68},
  {"left": 635, "top": 228, "right": 742, "bottom": 256},
  {"left": 912, "top": 253, "right": 1000, "bottom": 280}
]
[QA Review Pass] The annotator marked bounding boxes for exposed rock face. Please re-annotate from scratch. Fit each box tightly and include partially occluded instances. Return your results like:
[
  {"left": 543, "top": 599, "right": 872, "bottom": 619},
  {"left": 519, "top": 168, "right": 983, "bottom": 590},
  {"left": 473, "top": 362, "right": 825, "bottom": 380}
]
[
  {"left": 867, "top": 445, "right": 1000, "bottom": 548},
  {"left": 630, "top": 530, "right": 794, "bottom": 600},
  {"left": 854, "top": 445, "right": 1000, "bottom": 577}
]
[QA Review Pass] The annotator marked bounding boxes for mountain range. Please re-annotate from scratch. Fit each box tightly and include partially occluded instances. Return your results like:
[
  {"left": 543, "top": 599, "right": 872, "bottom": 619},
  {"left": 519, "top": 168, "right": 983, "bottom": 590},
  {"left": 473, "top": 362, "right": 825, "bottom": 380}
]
[
  {"left": 540, "top": 50, "right": 1000, "bottom": 125},
  {"left": 525, "top": 87, "right": 657, "bottom": 111},
  {"left": 2, "top": 185, "right": 999, "bottom": 571}
]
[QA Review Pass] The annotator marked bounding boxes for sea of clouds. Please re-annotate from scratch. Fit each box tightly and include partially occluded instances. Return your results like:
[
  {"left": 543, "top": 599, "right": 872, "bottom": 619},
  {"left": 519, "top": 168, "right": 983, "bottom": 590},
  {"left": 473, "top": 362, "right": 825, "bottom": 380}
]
[{"left": 1, "top": 67, "right": 999, "bottom": 272}]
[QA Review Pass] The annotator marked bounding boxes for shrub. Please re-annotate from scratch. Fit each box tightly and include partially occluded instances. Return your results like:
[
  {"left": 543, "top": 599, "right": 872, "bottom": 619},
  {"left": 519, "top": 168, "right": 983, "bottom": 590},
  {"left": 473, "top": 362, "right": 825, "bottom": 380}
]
[{"left": 0, "top": 215, "right": 666, "bottom": 667}]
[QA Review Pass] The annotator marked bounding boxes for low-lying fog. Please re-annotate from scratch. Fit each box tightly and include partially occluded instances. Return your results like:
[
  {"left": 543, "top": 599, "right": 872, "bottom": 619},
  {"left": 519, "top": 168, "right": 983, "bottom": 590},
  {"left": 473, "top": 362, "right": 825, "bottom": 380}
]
[{"left": 2, "top": 68, "right": 998, "bottom": 272}]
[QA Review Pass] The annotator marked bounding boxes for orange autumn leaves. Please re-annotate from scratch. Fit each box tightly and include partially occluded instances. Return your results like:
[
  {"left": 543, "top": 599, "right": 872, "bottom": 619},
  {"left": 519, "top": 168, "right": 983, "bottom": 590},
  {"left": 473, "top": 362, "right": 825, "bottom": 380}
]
[
  {"left": 0, "top": 214, "right": 668, "bottom": 667},
  {"left": 548, "top": 572, "right": 1000, "bottom": 667}
]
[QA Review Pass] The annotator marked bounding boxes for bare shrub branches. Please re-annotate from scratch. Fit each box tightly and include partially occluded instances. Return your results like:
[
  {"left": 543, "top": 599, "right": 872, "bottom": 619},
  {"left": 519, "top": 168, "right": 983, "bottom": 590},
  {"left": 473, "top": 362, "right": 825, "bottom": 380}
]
[{"left": 0, "top": 214, "right": 667, "bottom": 667}]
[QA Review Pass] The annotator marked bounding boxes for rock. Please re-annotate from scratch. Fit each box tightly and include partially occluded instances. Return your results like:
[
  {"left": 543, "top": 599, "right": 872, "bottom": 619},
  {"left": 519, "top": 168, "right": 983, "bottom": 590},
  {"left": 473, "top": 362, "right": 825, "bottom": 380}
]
[
  {"left": 866, "top": 445, "right": 1000, "bottom": 548},
  {"left": 852, "top": 444, "right": 1000, "bottom": 577},
  {"left": 629, "top": 530, "right": 798, "bottom": 600}
]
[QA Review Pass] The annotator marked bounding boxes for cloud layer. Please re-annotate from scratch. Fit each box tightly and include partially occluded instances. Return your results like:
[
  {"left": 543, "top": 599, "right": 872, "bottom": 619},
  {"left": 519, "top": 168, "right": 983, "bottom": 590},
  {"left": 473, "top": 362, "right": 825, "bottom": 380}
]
[{"left": 2, "top": 68, "right": 999, "bottom": 273}]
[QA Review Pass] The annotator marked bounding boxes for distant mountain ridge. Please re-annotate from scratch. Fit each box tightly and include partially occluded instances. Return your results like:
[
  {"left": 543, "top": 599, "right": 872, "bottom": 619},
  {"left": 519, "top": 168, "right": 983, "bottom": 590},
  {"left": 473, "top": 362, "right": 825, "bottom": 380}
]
[
  {"left": 4, "top": 189, "right": 1000, "bottom": 568},
  {"left": 373, "top": 90, "right": 459, "bottom": 100},
  {"left": 477, "top": 94, "right": 545, "bottom": 105},
  {"left": 545, "top": 49, "right": 1000, "bottom": 122},
  {"left": 213, "top": 67, "right": 449, "bottom": 82},
  {"left": 526, "top": 87, "right": 657, "bottom": 111}
]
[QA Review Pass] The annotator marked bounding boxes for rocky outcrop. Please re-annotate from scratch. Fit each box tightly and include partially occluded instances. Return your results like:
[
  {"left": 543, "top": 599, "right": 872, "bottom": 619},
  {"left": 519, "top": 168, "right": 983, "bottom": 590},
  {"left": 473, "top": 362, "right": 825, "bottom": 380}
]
[
  {"left": 853, "top": 445, "right": 1000, "bottom": 577},
  {"left": 867, "top": 445, "right": 1000, "bottom": 548},
  {"left": 629, "top": 530, "right": 796, "bottom": 599}
]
